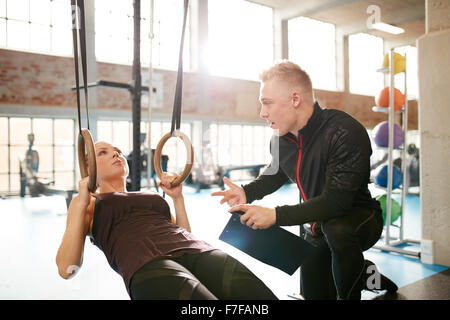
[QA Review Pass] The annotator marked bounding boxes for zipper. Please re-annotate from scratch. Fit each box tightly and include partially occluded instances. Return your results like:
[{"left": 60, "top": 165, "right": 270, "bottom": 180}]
[
  {"left": 284, "top": 134, "right": 307, "bottom": 201},
  {"left": 284, "top": 134, "right": 319, "bottom": 237}
]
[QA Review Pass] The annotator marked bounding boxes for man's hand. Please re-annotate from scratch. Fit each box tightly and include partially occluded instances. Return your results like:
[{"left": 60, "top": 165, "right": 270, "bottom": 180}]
[
  {"left": 229, "top": 204, "right": 276, "bottom": 230},
  {"left": 211, "top": 177, "right": 247, "bottom": 206}
]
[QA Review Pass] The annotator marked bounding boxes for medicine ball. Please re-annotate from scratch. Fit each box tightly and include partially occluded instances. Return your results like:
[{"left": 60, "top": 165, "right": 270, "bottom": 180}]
[
  {"left": 374, "top": 164, "right": 403, "bottom": 189},
  {"left": 376, "top": 86, "right": 405, "bottom": 111},
  {"left": 376, "top": 194, "right": 402, "bottom": 225},
  {"left": 381, "top": 52, "right": 406, "bottom": 75},
  {"left": 372, "top": 121, "right": 404, "bottom": 149}
]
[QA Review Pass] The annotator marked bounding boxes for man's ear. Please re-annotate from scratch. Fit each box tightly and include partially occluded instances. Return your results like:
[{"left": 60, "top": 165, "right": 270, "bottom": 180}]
[{"left": 291, "top": 92, "right": 303, "bottom": 108}]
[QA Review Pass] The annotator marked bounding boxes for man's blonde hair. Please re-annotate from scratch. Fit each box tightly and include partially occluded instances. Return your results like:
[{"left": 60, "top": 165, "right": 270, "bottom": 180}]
[{"left": 259, "top": 60, "right": 313, "bottom": 93}]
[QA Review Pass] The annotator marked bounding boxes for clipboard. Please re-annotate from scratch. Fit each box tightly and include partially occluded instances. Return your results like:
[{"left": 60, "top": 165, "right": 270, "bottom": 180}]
[{"left": 219, "top": 214, "right": 314, "bottom": 275}]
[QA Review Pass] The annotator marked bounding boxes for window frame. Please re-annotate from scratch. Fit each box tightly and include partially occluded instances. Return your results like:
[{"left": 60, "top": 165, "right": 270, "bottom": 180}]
[{"left": 0, "top": 116, "right": 76, "bottom": 195}]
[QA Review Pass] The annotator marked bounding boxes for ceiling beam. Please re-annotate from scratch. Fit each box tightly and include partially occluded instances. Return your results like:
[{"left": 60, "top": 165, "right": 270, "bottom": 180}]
[
  {"left": 336, "top": 2, "right": 425, "bottom": 37},
  {"left": 277, "top": 0, "right": 361, "bottom": 21}
]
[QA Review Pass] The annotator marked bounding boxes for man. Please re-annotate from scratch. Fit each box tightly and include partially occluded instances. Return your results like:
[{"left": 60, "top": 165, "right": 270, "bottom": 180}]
[{"left": 212, "top": 61, "right": 397, "bottom": 300}]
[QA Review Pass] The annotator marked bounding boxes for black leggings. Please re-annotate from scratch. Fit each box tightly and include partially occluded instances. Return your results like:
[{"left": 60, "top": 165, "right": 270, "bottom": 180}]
[
  {"left": 300, "top": 206, "right": 383, "bottom": 300},
  {"left": 129, "top": 249, "right": 278, "bottom": 300}
]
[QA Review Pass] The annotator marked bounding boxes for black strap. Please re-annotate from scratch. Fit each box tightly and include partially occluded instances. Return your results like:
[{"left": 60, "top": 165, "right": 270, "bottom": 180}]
[
  {"left": 170, "top": 0, "right": 189, "bottom": 135},
  {"left": 71, "top": 0, "right": 90, "bottom": 132}
]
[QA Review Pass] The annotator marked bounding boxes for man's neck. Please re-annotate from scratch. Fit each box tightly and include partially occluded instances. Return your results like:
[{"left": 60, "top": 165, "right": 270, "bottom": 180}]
[{"left": 289, "top": 102, "right": 315, "bottom": 136}]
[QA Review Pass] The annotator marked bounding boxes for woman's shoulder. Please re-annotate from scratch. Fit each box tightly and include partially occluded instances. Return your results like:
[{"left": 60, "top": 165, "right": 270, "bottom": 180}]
[{"left": 69, "top": 194, "right": 96, "bottom": 210}]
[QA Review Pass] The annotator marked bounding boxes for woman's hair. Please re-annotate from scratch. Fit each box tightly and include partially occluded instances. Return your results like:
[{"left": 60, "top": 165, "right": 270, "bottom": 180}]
[{"left": 259, "top": 60, "right": 313, "bottom": 93}]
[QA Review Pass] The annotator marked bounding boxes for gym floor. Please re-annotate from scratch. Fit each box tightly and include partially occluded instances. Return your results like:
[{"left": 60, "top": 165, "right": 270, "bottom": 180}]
[{"left": 0, "top": 182, "right": 448, "bottom": 300}]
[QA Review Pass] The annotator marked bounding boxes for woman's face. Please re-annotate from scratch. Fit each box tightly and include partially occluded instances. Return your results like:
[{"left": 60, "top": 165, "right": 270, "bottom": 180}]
[{"left": 95, "top": 141, "right": 129, "bottom": 182}]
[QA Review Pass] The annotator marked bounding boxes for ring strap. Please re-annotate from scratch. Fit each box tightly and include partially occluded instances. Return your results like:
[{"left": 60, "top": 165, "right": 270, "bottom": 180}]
[
  {"left": 71, "top": 0, "right": 89, "bottom": 132},
  {"left": 170, "top": 0, "right": 189, "bottom": 135}
]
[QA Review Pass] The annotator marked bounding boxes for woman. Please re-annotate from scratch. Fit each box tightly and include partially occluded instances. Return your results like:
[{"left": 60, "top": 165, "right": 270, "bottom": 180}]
[{"left": 56, "top": 141, "right": 277, "bottom": 300}]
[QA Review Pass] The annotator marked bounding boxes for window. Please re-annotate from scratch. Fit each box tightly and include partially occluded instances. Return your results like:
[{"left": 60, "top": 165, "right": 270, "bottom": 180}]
[
  {"left": 96, "top": 119, "right": 192, "bottom": 177},
  {"left": 288, "top": 16, "right": 337, "bottom": 91},
  {"left": 208, "top": 123, "right": 272, "bottom": 181},
  {"left": 0, "top": 0, "right": 72, "bottom": 56},
  {"left": 0, "top": 117, "right": 76, "bottom": 194},
  {"left": 207, "top": 0, "right": 273, "bottom": 80},
  {"left": 348, "top": 33, "right": 384, "bottom": 96},
  {"left": 394, "top": 45, "right": 418, "bottom": 99},
  {"left": 95, "top": 0, "right": 190, "bottom": 70}
]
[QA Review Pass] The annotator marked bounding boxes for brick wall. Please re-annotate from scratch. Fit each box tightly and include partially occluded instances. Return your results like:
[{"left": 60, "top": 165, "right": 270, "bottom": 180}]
[{"left": 0, "top": 48, "right": 418, "bottom": 129}]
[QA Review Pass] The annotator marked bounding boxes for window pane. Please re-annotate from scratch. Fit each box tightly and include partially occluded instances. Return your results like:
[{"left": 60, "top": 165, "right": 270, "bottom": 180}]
[
  {"left": 112, "top": 121, "right": 131, "bottom": 154},
  {"left": 0, "top": 18, "right": 5, "bottom": 47},
  {"left": 150, "top": 122, "right": 161, "bottom": 147},
  {"left": 96, "top": 0, "right": 190, "bottom": 70},
  {"left": 230, "top": 125, "right": 242, "bottom": 165},
  {"left": 0, "top": 173, "right": 8, "bottom": 191},
  {"left": 32, "top": 118, "right": 53, "bottom": 145},
  {"left": 54, "top": 171, "right": 74, "bottom": 189},
  {"left": 289, "top": 17, "right": 336, "bottom": 91},
  {"left": 162, "top": 122, "right": 171, "bottom": 134},
  {"left": 95, "top": 34, "right": 115, "bottom": 62},
  {"left": 51, "top": 27, "right": 72, "bottom": 56},
  {"left": 54, "top": 146, "right": 73, "bottom": 171},
  {"left": 30, "top": 24, "right": 51, "bottom": 53},
  {"left": 97, "top": 121, "right": 112, "bottom": 143},
  {"left": 242, "top": 126, "right": 253, "bottom": 165},
  {"left": 95, "top": 0, "right": 133, "bottom": 64},
  {"left": 0, "top": 146, "right": 7, "bottom": 172},
  {"left": 253, "top": 125, "right": 264, "bottom": 163},
  {"left": 10, "top": 173, "right": 20, "bottom": 192},
  {"left": 264, "top": 126, "right": 272, "bottom": 163},
  {"left": 54, "top": 119, "right": 74, "bottom": 145},
  {"left": 10, "top": 118, "right": 31, "bottom": 145},
  {"left": 218, "top": 125, "right": 230, "bottom": 166},
  {"left": 51, "top": 0, "right": 71, "bottom": 29},
  {"left": 0, "top": 0, "right": 5, "bottom": 18},
  {"left": 6, "top": 0, "right": 29, "bottom": 21},
  {"left": 0, "top": 117, "right": 7, "bottom": 144},
  {"left": 349, "top": 33, "right": 384, "bottom": 96},
  {"left": 180, "top": 123, "right": 191, "bottom": 139},
  {"left": 10, "top": 146, "right": 27, "bottom": 173},
  {"left": 30, "top": 0, "right": 51, "bottom": 25},
  {"left": 7, "top": 20, "right": 29, "bottom": 50},
  {"left": 208, "top": 0, "right": 272, "bottom": 80},
  {"left": 153, "top": 0, "right": 190, "bottom": 70},
  {"left": 34, "top": 145, "right": 53, "bottom": 172},
  {"left": 395, "top": 45, "right": 418, "bottom": 99}
]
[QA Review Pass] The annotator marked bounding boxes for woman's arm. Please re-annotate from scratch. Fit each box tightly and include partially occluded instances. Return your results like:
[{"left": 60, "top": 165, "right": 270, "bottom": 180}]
[
  {"left": 158, "top": 173, "right": 191, "bottom": 232},
  {"left": 172, "top": 195, "right": 191, "bottom": 232},
  {"left": 55, "top": 177, "right": 93, "bottom": 279}
]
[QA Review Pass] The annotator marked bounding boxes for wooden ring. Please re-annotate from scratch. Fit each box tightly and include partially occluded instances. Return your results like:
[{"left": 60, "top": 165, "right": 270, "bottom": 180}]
[
  {"left": 153, "top": 130, "right": 194, "bottom": 187},
  {"left": 77, "top": 129, "right": 97, "bottom": 192}
]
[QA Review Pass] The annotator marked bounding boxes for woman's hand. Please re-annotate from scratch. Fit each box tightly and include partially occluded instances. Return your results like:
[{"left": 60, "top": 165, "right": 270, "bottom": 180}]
[
  {"left": 78, "top": 176, "right": 94, "bottom": 208},
  {"left": 158, "top": 173, "right": 183, "bottom": 200}
]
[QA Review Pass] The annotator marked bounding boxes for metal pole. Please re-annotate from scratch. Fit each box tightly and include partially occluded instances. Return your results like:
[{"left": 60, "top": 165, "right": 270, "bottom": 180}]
[
  {"left": 385, "top": 48, "right": 395, "bottom": 245},
  {"left": 131, "top": 0, "right": 142, "bottom": 191},
  {"left": 147, "top": 0, "right": 154, "bottom": 190},
  {"left": 400, "top": 53, "right": 408, "bottom": 241}
]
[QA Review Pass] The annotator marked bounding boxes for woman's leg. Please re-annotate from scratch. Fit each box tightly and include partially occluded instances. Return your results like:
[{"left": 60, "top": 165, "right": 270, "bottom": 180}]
[
  {"left": 129, "top": 258, "right": 218, "bottom": 300},
  {"left": 175, "top": 250, "right": 278, "bottom": 300}
]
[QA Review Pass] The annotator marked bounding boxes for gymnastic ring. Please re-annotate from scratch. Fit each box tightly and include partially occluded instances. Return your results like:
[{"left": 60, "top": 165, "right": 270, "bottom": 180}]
[
  {"left": 153, "top": 130, "right": 194, "bottom": 188},
  {"left": 77, "top": 129, "right": 97, "bottom": 192}
]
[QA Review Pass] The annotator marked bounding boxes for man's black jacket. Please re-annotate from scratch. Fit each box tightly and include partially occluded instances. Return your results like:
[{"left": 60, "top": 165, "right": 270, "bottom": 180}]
[{"left": 243, "top": 101, "right": 381, "bottom": 228}]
